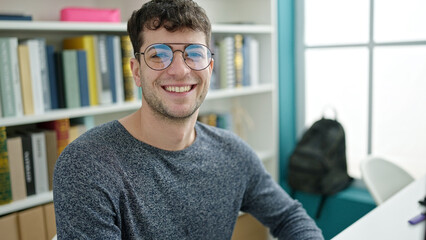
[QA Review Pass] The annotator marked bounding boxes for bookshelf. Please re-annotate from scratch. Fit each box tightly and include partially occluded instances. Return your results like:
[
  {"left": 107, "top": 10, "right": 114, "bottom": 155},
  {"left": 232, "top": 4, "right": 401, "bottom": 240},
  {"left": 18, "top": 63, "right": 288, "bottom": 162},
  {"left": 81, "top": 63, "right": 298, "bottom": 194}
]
[{"left": 0, "top": 0, "right": 278, "bottom": 233}]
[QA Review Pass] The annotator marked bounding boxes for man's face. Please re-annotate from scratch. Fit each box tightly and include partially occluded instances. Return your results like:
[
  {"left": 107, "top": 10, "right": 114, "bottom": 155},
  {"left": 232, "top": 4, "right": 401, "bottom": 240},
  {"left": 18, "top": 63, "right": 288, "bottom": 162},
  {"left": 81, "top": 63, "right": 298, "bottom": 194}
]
[{"left": 131, "top": 28, "right": 213, "bottom": 121}]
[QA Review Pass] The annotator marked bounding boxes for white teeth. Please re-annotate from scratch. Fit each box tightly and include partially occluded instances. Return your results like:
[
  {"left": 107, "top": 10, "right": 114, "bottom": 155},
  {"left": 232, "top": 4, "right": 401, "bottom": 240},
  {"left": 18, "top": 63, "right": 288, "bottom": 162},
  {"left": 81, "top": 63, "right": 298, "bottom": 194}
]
[{"left": 165, "top": 86, "right": 191, "bottom": 93}]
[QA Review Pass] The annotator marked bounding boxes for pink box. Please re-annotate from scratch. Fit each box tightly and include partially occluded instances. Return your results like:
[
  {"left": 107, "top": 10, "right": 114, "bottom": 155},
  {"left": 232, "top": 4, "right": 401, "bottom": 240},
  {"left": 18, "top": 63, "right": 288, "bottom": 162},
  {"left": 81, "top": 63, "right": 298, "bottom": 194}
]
[{"left": 60, "top": 7, "right": 121, "bottom": 22}]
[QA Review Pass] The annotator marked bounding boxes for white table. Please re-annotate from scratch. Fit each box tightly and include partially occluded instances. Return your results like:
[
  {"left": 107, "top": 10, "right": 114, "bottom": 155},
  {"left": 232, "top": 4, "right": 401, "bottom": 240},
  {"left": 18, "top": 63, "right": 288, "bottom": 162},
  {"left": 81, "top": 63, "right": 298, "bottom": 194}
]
[{"left": 332, "top": 175, "right": 426, "bottom": 240}]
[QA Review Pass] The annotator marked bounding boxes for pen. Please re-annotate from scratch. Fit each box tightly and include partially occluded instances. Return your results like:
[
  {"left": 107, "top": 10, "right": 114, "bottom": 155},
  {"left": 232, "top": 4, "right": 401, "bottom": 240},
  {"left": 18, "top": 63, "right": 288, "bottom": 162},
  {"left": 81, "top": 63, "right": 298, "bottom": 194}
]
[{"left": 408, "top": 212, "right": 426, "bottom": 225}]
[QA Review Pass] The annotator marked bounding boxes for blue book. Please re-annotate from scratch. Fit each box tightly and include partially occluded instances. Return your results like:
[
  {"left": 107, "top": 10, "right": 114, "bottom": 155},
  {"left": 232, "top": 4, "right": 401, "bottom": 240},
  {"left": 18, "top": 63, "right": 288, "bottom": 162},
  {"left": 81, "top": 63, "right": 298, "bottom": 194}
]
[
  {"left": 0, "top": 14, "right": 32, "bottom": 21},
  {"left": 76, "top": 50, "right": 90, "bottom": 107},
  {"left": 106, "top": 36, "right": 117, "bottom": 103},
  {"left": 46, "top": 45, "right": 58, "bottom": 109}
]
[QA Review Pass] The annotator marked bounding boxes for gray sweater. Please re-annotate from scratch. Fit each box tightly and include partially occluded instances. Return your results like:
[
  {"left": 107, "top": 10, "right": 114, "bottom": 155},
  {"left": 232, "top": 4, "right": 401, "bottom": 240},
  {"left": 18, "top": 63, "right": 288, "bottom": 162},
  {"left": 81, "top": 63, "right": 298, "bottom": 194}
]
[{"left": 53, "top": 120, "right": 323, "bottom": 239}]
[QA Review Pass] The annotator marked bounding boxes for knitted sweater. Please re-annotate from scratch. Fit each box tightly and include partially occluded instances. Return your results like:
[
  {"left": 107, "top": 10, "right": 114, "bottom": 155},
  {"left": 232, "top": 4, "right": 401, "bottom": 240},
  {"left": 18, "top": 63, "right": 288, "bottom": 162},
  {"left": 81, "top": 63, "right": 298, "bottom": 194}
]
[{"left": 53, "top": 120, "right": 323, "bottom": 239}]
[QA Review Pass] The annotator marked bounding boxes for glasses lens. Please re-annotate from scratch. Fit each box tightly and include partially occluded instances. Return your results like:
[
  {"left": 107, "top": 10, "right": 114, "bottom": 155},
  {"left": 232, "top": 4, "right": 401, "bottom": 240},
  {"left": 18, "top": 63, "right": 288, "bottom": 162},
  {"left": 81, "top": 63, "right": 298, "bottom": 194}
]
[
  {"left": 184, "top": 44, "right": 212, "bottom": 70},
  {"left": 144, "top": 44, "right": 173, "bottom": 70}
]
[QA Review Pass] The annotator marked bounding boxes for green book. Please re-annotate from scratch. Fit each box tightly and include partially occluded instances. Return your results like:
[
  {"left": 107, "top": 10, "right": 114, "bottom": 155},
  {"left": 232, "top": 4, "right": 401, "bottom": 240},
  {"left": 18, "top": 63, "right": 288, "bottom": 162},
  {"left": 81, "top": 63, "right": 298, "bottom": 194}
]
[
  {"left": 0, "top": 38, "right": 16, "bottom": 117},
  {"left": 62, "top": 50, "right": 81, "bottom": 108},
  {"left": 0, "top": 126, "right": 12, "bottom": 205}
]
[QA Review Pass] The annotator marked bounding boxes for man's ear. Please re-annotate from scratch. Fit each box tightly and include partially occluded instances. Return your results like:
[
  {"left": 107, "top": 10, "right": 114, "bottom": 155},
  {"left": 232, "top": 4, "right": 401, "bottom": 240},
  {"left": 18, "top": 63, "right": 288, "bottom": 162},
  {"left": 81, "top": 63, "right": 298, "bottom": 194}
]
[{"left": 130, "top": 58, "right": 142, "bottom": 87}]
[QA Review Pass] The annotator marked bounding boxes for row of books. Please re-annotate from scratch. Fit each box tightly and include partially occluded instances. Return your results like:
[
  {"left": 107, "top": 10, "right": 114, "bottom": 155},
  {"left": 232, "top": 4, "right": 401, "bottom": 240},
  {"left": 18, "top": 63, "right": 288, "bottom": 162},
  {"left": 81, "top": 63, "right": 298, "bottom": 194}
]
[
  {"left": 0, "top": 119, "right": 84, "bottom": 205},
  {"left": 198, "top": 112, "right": 233, "bottom": 131},
  {"left": 0, "top": 203, "right": 56, "bottom": 240},
  {"left": 0, "top": 35, "right": 140, "bottom": 118},
  {"left": 210, "top": 34, "right": 260, "bottom": 90}
]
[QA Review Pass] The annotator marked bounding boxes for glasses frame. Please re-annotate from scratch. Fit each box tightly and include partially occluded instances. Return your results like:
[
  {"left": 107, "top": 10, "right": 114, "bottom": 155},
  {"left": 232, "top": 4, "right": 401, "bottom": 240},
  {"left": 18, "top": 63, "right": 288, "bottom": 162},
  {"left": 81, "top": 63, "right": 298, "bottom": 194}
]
[{"left": 134, "top": 43, "right": 214, "bottom": 71}]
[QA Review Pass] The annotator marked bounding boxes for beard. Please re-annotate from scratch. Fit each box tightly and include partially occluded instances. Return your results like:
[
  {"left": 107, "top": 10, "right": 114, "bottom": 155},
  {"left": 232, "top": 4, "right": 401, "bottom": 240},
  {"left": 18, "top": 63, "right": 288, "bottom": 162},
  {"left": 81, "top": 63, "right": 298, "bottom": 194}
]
[{"left": 140, "top": 79, "right": 208, "bottom": 122}]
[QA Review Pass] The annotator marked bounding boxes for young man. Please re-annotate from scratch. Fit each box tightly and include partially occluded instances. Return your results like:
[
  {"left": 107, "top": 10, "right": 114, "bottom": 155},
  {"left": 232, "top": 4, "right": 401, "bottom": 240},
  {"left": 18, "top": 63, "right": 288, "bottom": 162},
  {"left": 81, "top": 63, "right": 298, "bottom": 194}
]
[{"left": 53, "top": 0, "right": 323, "bottom": 239}]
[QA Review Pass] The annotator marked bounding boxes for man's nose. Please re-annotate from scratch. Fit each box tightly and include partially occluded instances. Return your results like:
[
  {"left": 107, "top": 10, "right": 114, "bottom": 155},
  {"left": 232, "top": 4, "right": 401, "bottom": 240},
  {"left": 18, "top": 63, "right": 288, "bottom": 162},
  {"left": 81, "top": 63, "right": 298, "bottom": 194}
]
[{"left": 167, "top": 50, "right": 191, "bottom": 75}]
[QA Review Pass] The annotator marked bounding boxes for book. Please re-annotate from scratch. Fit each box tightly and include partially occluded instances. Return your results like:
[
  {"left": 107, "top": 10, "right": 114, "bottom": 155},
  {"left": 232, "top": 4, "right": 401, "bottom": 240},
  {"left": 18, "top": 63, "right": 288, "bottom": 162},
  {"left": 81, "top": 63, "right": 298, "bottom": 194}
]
[
  {"left": 63, "top": 35, "right": 99, "bottom": 106},
  {"left": 77, "top": 50, "right": 90, "bottom": 107},
  {"left": 43, "top": 203, "right": 57, "bottom": 239},
  {"left": 234, "top": 34, "right": 244, "bottom": 88},
  {"left": 23, "top": 39, "right": 45, "bottom": 115},
  {"left": 0, "top": 37, "right": 20, "bottom": 117},
  {"left": 6, "top": 136, "right": 27, "bottom": 201},
  {"left": 0, "top": 13, "right": 32, "bottom": 21},
  {"left": 112, "top": 35, "right": 124, "bottom": 103},
  {"left": 17, "top": 44, "right": 35, "bottom": 115},
  {"left": 121, "top": 35, "right": 138, "bottom": 102},
  {"left": 19, "top": 133, "right": 35, "bottom": 196},
  {"left": 35, "top": 38, "right": 52, "bottom": 111},
  {"left": 96, "top": 35, "right": 113, "bottom": 105},
  {"left": 43, "top": 130, "right": 57, "bottom": 190},
  {"left": 46, "top": 45, "right": 59, "bottom": 109},
  {"left": 54, "top": 52, "right": 66, "bottom": 108},
  {"left": 106, "top": 35, "right": 117, "bottom": 103},
  {"left": 0, "top": 126, "right": 12, "bottom": 205},
  {"left": 28, "top": 130, "right": 49, "bottom": 194},
  {"left": 0, "top": 213, "right": 20, "bottom": 240},
  {"left": 18, "top": 206, "right": 47, "bottom": 240},
  {"left": 62, "top": 50, "right": 81, "bottom": 108},
  {"left": 219, "top": 36, "right": 235, "bottom": 89},
  {"left": 38, "top": 119, "right": 70, "bottom": 158},
  {"left": 6, "top": 37, "right": 24, "bottom": 117},
  {"left": 246, "top": 36, "right": 259, "bottom": 87}
]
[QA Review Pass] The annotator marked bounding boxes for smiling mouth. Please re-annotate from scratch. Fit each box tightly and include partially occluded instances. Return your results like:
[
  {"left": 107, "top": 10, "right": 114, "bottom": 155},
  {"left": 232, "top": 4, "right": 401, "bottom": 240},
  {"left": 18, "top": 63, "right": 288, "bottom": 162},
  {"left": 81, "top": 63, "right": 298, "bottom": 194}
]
[{"left": 164, "top": 85, "right": 195, "bottom": 93}]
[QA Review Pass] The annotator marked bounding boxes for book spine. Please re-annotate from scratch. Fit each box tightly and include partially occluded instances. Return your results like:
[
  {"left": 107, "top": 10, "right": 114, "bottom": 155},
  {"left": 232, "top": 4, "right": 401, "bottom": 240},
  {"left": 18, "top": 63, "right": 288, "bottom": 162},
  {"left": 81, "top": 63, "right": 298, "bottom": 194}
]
[
  {"left": 0, "top": 38, "right": 17, "bottom": 117},
  {"left": 46, "top": 45, "right": 59, "bottom": 109},
  {"left": 36, "top": 38, "right": 51, "bottom": 111},
  {"left": 77, "top": 50, "right": 90, "bottom": 107},
  {"left": 30, "top": 132, "right": 49, "bottom": 194},
  {"left": 8, "top": 38, "right": 24, "bottom": 117},
  {"left": 20, "top": 134, "right": 35, "bottom": 196},
  {"left": 26, "top": 40, "right": 45, "bottom": 115},
  {"left": 248, "top": 37, "right": 259, "bottom": 86},
  {"left": 54, "top": 52, "right": 66, "bottom": 108},
  {"left": 106, "top": 35, "right": 117, "bottom": 103},
  {"left": 96, "top": 35, "right": 112, "bottom": 104},
  {"left": 121, "top": 35, "right": 137, "bottom": 102},
  {"left": 112, "top": 36, "right": 124, "bottom": 104},
  {"left": 43, "top": 130, "right": 57, "bottom": 191},
  {"left": 6, "top": 136, "right": 27, "bottom": 201},
  {"left": 17, "top": 44, "right": 35, "bottom": 115},
  {"left": 62, "top": 50, "right": 81, "bottom": 108},
  {"left": 234, "top": 34, "right": 244, "bottom": 88},
  {"left": 219, "top": 36, "right": 235, "bottom": 89},
  {"left": 0, "top": 126, "right": 12, "bottom": 205}
]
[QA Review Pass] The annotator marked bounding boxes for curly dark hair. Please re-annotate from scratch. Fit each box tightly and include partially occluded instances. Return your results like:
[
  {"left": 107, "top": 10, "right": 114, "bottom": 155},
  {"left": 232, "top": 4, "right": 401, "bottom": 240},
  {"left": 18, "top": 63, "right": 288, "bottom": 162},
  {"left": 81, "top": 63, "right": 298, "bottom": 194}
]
[{"left": 127, "top": 0, "right": 211, "bottom": 55}]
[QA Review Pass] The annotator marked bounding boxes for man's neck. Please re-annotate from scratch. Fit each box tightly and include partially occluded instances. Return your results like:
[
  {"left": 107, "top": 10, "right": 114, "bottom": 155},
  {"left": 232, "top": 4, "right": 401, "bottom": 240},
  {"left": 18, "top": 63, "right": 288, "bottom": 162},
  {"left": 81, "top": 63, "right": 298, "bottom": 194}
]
[{"left": 120, "top": 108, "right": 197, "bottom": 151}]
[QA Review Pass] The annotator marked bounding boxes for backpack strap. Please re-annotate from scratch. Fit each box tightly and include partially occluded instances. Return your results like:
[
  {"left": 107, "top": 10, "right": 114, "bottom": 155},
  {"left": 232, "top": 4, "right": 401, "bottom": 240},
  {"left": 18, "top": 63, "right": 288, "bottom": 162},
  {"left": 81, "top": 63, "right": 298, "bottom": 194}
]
[{"left": 315, "top": 195, "right": 328, "bottom": 219}]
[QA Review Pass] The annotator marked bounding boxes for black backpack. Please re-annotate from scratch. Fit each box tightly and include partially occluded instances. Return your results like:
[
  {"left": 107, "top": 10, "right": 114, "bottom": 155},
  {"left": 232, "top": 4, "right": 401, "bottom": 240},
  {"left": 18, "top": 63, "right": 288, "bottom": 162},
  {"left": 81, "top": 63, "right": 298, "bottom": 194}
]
[{"left": 287, "top": 116, "right": 353, "bottom": 218}]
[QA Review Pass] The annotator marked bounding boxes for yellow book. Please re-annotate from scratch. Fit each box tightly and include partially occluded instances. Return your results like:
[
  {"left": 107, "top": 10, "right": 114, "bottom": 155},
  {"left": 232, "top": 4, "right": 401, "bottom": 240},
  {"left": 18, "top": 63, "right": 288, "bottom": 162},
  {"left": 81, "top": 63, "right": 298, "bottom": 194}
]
[
  {"left": 63, "top": 35, "right": 99, "bottom": 106},
  {"left": 17, "top": 44, "right": 35, "bottom": 115},
  {"left": 121, "top": 35, "right": 137, "bottom": 102}
]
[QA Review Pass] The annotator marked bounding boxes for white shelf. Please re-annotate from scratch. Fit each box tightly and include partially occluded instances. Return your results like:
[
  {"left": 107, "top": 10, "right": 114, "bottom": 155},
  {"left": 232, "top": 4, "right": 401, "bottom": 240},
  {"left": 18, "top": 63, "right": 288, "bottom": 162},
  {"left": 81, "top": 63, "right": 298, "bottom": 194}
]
[
  {"left": 207, "top": 84, "right": 272, "bottom": 100},
  {"left": 0, "top": 191, "right": 53, "bottom": 216},
  {"left": 0, "top": 85, "right": 272, "bottom": 127},
  {"left": 0, "top": 21, "right": 273, "bottom": 34}
]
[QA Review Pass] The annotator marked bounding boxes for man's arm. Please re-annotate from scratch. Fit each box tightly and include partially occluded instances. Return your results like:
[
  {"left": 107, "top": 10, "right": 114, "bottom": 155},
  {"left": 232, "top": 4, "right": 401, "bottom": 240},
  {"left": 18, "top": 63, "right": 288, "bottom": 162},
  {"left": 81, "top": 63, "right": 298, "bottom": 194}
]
[
  {"left": 241, "top": 156, "right": 324, "bottom": 240},
  {"left": 53, "top": 145, "right": 122, "bottom": 239}
]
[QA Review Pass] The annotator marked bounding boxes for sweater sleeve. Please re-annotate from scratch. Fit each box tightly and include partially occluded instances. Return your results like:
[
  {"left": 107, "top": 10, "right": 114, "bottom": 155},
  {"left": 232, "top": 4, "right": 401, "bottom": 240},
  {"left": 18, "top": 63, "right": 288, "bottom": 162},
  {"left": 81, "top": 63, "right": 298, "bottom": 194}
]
[
  {"left": 240, "top": 154, "right": 324, "bottom": 240},
  {"left": 53, "top": 142, "right": 122, "bottom": 240}
]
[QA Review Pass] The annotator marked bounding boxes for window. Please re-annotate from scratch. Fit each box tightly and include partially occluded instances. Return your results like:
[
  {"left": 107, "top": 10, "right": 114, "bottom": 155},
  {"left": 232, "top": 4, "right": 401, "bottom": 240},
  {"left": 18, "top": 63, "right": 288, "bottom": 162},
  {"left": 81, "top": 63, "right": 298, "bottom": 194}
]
[{"left": 297, "top": 0, "right": 426, "bottom": 178}]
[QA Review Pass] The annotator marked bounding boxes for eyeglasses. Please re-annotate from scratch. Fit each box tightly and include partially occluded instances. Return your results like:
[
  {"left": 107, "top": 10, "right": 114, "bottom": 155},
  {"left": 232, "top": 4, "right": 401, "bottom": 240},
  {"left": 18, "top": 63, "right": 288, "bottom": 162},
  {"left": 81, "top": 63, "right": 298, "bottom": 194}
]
[{"left": 134, "top": 43, "right": 214, "bottom": 71}]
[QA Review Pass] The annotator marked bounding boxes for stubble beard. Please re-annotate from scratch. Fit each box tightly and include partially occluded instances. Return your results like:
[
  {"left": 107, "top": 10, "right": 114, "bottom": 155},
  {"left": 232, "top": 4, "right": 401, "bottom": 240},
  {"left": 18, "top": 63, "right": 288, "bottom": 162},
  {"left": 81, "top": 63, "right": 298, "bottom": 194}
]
[{"left": 141, "top": 81, "right": 208, "bottom": 123}]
